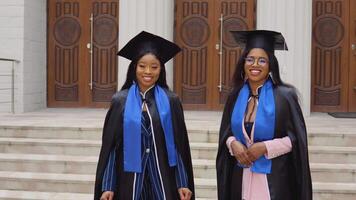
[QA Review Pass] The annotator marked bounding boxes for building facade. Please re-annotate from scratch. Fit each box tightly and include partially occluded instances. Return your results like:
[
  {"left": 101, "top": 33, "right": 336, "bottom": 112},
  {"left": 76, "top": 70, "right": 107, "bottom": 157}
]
[{"left": 0, "top": 0, "right": 354, "bottom": 115}]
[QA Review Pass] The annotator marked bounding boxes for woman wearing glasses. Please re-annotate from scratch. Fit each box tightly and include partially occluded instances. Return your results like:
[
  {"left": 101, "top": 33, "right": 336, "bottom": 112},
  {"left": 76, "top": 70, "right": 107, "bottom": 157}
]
[{"left": 216, "top": 30, "right": 312, "bottom": 200}]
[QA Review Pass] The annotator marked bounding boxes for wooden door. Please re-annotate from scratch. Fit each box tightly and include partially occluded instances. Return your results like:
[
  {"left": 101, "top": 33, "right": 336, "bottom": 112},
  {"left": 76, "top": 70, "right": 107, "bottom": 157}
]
[
  {"left": 174, "top": 0, "right": 215, "bottom": 110},
  {"left": 216, "top": 0, "right": 255, "bottom": 108},
  {"left": 349, "top": 0, "right": 356, "bottom": 111},
  {"left": 174, "top": 0, "right": 255, "bottom": 110},
  {"left": 47, "top": 0, "right": 118, "bottom": 107},
  {"left": 311, "top": 0, "right": 356, "bottom": 112},
  {"left": 91, "top": 0, "right": 119, "bottom": 107}
]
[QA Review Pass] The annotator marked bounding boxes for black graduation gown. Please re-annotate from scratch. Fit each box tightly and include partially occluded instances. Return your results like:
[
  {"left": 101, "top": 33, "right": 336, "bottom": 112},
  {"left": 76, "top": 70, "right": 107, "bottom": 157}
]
[
  {"left": 94, "top": 87, "right": 195, "bottom": 200},
  {"left": 216, "top": 85, "right": 312, "bottom": 200}
]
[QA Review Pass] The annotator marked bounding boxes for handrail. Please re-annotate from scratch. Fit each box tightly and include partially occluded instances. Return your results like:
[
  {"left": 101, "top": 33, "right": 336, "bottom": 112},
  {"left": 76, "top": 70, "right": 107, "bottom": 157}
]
[{"left": 0, "top": 58, "right": 19, "bottom": 113}]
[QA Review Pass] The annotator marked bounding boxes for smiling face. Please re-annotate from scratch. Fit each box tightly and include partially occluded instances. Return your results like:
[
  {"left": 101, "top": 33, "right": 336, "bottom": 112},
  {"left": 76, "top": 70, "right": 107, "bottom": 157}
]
[
  {"left": 244, "top": 48, "right": 270, "bottom": 87},
  {"left": 135, "top": 53, "right": 161, "bottom": 92}
]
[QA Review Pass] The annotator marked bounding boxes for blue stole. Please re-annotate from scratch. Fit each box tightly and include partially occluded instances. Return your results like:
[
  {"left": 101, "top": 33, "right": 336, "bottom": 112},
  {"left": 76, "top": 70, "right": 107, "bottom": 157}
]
[
  {"left": 231, "top": 79, "right": 275, "bottom": 174},
  {"left": 123, "top": 84, "right": 177, "bottom": 173}
]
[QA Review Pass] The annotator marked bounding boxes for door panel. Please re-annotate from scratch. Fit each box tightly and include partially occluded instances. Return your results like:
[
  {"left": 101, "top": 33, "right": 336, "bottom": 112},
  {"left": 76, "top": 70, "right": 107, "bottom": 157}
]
[
  {"left": 48, "top": 0, "right": 118, "bottom": 108},
  {"left": 311, "top": 0, "right": 349, "bottom": 112},
  {"left": 174, "top": 0, "right": 215, "bottom": 110},
  {"left": 91, "top": 0, "right": 119, "bottom": 106},
  {"left": 349, "top": 0, "right": 356, "bottom": 111},
  {"left": 216, "top": 0, "right": 255, "bottom": 107},
  {"left": 174, "top": 0, "right": 256, "bottom": 110},
  {"left": 48, "top": 1, "right": 89, "bottom": 107}
]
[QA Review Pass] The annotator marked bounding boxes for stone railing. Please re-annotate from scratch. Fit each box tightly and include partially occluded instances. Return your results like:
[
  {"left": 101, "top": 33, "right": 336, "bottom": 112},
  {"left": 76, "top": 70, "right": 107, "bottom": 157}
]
[{"left": 0, "top": 58, "right": 19, "bottom": 113}]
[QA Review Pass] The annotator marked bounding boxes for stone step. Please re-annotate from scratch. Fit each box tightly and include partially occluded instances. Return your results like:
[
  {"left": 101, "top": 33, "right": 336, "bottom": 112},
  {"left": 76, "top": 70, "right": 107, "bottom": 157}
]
[
  {"left": 0, "top": 153, "right": 98, "bottom": 175},
  {"left": 0, "top": 138, "right": 220, "bottom": 159},
  {"left": 187, "top": 129, "right": 218, "bottom": 143},
  {"left": 195, "top": 199, "right": 216, "bottom": 200},
  {"left": 311, "top": 163, "right": 356, "bottom": 183},
  {"left": 183, "top": 178, "right": 356, "bottom": 200},
  {"left": 189, "top": 129, "right": 356, "bottom": 146},
  {"left": 0, "top": 190, "right": 92, "bottom": 200},
  {"left": 192, "top": 159, "right": 216, "bottom": 179},
  {"left": 1, "top": 160, "right": 356, "bottom": 199},
  {"left": 0, "top": 171, "right": 215, "bottom": 198},
  {"left": 0, "top": 153, "right": 216, "bottom": 178},
  {"left": 2, "top": 137, "right": 356, "bottom": 164},
  {"left": 308, "top": 132, "right": 356, "bottom": 147},
  {"left": 2, "top": 125, "right": 356, "bottom": 146},
  {"left": 0, "top": 190, "right": 214, "bottom": 200},
  {"left": 0, "top": 126, "right": 220, "bottom": 143},
  {"left": 193, "top": 161, "right": 356, "bottom": 182},
  {"left": 191, "top": 143, "right": 356, "bottom": 164},
  {"left": 190, "top": 143, "right": 218, "bottom": 160},
  {"left": 0, "top": 126, "right": 219, "bottom": 143},
  {"left": 194, "top": 178, "right": 217, "bottom": 199},
  {"left": 194, "top": 161, "right": 356, "bottom": 182},
  {"left": 0, "top": 137, "right": 101, "bottom": 156},
  {"left": 3, "top": 152, "right": 356, "bottom": 183},
  {"left": 313, "top": 182, "right": 356, "bottom": 200},
  {"left": 0, "top": 126, "right": 102, "bottom": 140},
  {"left": 0, "top": 171, "right": 94, "bottom": 193},
  {"left": 309, "top": 146, "right": 356, "bottom": 164}
]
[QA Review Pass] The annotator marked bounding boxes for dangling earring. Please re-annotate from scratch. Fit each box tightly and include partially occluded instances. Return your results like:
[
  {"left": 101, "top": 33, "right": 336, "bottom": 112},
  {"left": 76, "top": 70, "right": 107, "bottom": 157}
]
[{"left": 269, "top": 72, "right": 276, "bottom": 84}]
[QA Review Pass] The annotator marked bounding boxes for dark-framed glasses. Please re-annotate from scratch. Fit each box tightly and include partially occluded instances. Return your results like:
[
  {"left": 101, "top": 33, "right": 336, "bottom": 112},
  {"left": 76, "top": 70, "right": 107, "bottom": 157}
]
[{"left": 244, "top": 56, "right": 269, "bottom": 67}]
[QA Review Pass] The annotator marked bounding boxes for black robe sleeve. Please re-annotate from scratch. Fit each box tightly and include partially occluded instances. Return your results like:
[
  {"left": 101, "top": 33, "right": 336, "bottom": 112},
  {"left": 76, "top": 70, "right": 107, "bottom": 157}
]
[
  {"left": 283, "top": 88, "right": 313, "bottom": 200},
  {"left": 169, "top": 91, "right": 195, "bottom": 199},
  {"left": 216, "top": 89, "right": 240, "bottom": 200},
  {"left": 94, "top": 91, "right": 126, "bottom": 200}
]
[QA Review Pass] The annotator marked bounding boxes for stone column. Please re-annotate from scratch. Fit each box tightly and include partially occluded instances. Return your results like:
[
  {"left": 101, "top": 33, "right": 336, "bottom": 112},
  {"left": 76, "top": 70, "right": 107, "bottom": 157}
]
[
  {"left": 118, "top": 0, "right": 175, "bottom": 89},
  {"left": 257, "top": 0, "right": 312, "bottom": 115}
]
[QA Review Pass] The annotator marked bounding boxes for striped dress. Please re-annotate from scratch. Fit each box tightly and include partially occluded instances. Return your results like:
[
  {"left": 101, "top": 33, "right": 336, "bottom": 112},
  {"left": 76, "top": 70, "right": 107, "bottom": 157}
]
[{"left": 102, "top": 111, "right": 188, "bottom": 199}]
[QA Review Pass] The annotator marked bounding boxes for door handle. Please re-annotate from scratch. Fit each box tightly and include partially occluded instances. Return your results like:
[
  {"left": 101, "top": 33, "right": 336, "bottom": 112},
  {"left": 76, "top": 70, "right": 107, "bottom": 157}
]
[
  {"left": 352, "top": 44, "right": 356, "bottom": 50},
  {"left": 217, "top": 14, "right": 223, "bottom": 92},
  {"left": 215, "top": 43, "right": 220, "bottom": 50},
  {"left": 353, "top": 86, "right": 356, "bottom": 91},
  {"left": 89, "top": 13, "right": 93, "bottom": 90}
]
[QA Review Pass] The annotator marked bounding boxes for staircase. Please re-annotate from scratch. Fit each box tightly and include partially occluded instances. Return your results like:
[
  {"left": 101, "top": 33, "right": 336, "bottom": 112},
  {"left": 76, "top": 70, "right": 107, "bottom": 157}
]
[{"left": 0, "top": 111, "right": 355, "bottom": 199}]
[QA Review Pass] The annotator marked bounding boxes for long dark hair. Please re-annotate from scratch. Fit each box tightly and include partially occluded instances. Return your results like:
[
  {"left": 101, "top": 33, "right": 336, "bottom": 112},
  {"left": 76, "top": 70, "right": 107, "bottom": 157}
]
[
  {"left": 121, "top": 52, "right": 169, "bottom": 90},
  {"left": 232, "top": 48, "right": 289, "bottom": 88}
]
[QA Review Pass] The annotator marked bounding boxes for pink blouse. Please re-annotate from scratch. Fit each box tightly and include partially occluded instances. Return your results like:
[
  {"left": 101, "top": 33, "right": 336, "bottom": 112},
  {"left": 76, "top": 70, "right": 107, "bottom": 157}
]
[{"left": 226, "top": 122, "right": 292, "bottom": 200}]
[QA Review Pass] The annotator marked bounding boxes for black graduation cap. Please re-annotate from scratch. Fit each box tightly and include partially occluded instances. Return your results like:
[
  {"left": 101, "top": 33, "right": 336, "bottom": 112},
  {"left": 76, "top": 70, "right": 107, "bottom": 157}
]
[
  {"left": 117, "top": 31, "right": 181, "bottom": 64},
  {"left": 230, "top": 30, "right": 288, "bottom": 53}
]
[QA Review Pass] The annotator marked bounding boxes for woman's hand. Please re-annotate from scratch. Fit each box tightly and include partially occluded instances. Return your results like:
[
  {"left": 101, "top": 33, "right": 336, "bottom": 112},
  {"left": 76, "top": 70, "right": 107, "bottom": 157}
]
[
  {"left": 178, "top": 187, "right": 192, "bottom": 200},
  {"left": 247, "top": 142, "right": 267, "bottom": 162},
  {"left": 231, "top": 140, "right": 253, "bottom": 166},
  {"left": 100, "top": 191, "right": 114, "bottom": 200}
]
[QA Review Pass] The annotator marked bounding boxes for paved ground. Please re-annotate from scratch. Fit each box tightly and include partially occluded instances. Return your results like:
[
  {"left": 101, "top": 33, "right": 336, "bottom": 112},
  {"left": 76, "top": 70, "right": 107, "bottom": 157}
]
[{"left": 0, "top": 108, "right": 355, "bottom": 133}]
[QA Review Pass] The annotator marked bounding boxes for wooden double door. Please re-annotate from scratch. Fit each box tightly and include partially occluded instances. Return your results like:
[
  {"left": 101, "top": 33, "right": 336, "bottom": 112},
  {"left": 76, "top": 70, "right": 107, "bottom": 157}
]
[
  {"left": 174, "top": 0, "right": 256, "bottom": 110},
  {"left": 311, "top": 0, "right": 356, "bottom": 112},
  {"left": 47, "top": 0, "right": 119, "bottom": 107}
]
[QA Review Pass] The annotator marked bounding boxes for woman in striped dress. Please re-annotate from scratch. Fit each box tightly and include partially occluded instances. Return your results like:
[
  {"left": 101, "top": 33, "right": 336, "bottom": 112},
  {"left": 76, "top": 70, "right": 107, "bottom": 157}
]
[{"left": 94, "top": 31, "right": 194, "bottom": 200}]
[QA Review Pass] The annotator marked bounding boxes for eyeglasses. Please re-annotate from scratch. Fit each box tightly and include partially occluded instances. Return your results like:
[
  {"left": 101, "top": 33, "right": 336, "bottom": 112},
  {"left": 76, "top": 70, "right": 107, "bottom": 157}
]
[{"left": 244, "top": 56, "right": 269, "bottom": 67}]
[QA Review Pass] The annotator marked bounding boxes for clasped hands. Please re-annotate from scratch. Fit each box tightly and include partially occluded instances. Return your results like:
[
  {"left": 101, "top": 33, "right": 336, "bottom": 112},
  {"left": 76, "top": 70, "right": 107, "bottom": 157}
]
[{"left": 230, "top": 140, "right": 267, "bottom": 167}]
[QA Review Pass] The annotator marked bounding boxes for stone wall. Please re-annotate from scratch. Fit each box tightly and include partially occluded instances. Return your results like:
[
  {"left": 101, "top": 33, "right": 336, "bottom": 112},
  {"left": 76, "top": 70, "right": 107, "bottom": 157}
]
[{"left": 0, "top": 0, "right": 46, "bottom": 113}]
